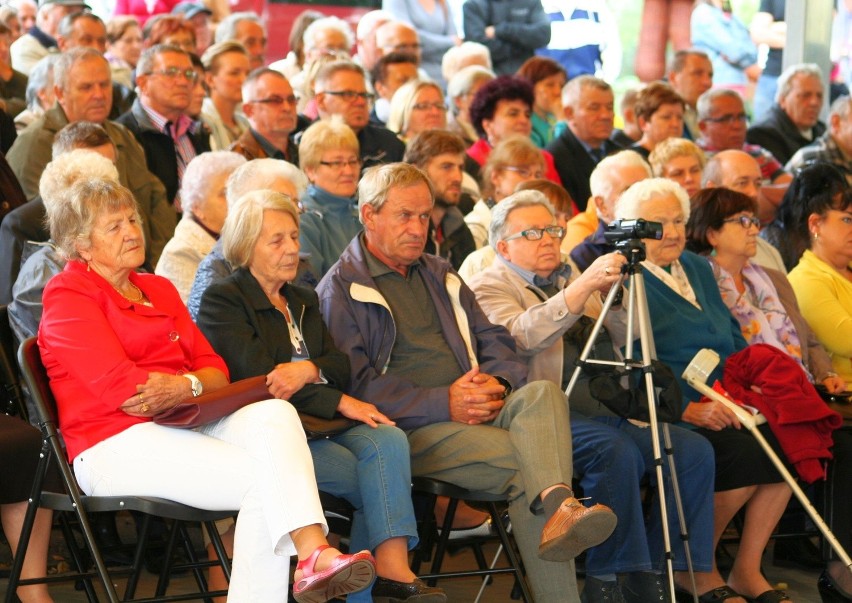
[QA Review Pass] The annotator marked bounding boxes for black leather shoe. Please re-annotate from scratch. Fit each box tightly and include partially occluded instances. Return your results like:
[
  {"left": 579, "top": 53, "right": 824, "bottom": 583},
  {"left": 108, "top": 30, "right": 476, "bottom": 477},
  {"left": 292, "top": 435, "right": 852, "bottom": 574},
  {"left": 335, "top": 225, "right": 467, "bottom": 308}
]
[
  {"left": 371, "top": 577, "right": 447, "bottom": 602},
  {"left": 819, "top": 570, "right": 852, "bottom": 602},
  {"left": 622, "top": 571, "right": 670, "bottom": 602},
  {"left": 581, "top": 576, "right": 626, "bottom": 603}
]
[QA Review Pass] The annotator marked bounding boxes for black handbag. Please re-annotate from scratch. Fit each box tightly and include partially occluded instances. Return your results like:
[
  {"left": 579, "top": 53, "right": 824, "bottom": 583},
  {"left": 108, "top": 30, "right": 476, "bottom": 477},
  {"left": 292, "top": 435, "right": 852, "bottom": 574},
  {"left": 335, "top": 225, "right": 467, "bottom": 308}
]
[{"left": 564, "top": 316, "right": 683, "bottom": 423}]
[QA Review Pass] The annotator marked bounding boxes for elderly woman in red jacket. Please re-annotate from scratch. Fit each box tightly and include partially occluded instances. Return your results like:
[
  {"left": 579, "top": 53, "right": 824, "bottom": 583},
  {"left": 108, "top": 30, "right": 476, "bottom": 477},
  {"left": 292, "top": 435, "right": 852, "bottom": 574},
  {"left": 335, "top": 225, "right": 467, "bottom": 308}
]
[{"left": 38, "top": 177, "right": 375, "bottom": 603}]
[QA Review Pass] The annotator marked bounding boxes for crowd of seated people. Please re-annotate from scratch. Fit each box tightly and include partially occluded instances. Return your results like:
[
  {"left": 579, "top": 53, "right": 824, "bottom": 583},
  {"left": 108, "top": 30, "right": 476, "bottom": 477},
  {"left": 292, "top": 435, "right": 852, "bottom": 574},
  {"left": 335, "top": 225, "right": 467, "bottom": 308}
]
[{"left": 3, "top": 4, "right": 852, "bottom": 603}]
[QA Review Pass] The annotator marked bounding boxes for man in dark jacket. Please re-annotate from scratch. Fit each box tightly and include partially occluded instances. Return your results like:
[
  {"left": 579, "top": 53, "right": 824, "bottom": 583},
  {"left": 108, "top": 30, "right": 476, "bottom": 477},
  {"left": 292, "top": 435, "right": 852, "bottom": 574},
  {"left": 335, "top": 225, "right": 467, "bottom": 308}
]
[
  {"left": 230, "top": 68, "right": 298, "bottom": 164},
  {"left": 747, "top": 63, "right": 827, "bottom": 165},
  {"left": 547, "top": 75, "right": 623, "bottom": 211},
  {"left": 404, "top": 130, "right": 476, "bottom": 270},
  {"left": 313, "top": 61, "right": 404, "bottom": 170},
  {"left": 463, "top": 0, "right": 550, "bottom": 76},
  {"left": 117, "top": 44, "right": 210, "bottom": 207},
  {"left": 317, "top": 162, "right": 617, "bottom": 603}
]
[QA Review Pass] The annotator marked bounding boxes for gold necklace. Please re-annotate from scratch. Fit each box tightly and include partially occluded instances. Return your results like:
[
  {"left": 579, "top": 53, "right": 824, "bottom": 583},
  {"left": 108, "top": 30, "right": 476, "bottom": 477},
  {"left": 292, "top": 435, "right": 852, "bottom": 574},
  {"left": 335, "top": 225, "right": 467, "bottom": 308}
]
[{"left": 118, "top": 282, "right": 145, "bottom": 303}]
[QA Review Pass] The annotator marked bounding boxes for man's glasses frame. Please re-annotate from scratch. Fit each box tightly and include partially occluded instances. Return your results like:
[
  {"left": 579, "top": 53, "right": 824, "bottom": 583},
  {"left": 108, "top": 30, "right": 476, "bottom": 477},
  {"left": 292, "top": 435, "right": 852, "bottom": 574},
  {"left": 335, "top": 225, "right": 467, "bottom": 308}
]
[{"left": 503, "top": 226, "right": 566, "bottom": 242}]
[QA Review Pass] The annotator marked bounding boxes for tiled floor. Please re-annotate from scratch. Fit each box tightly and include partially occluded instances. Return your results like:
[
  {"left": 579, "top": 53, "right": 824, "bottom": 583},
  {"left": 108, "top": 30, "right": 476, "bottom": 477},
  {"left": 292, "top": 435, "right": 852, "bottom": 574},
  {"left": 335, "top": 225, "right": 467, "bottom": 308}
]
[{"left": 0, "top": 517, "right": 831, "bottom": 602}]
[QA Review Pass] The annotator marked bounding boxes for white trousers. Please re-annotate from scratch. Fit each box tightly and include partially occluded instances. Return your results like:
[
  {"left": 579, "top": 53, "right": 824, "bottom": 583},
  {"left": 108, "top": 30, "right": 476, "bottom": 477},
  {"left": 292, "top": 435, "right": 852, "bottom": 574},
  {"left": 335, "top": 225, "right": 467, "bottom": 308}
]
[{"left": 73, "top": 399, "right": 326, "bottom": 602}]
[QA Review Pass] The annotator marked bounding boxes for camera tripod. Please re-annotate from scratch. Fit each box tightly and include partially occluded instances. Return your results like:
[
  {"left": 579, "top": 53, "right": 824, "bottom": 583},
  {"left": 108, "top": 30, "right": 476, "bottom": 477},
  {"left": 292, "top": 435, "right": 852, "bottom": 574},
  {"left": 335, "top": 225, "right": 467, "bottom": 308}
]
[{"left": 564, "top": 240, "right": 698, "bottom": 603}]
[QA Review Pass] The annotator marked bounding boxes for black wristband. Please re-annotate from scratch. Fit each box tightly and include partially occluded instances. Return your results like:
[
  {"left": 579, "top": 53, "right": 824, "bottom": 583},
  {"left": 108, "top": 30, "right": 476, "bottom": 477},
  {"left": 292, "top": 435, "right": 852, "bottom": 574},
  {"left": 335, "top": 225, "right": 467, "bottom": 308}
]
[{"left": 494, "top": 375, "right": 513, "bottom": 399}]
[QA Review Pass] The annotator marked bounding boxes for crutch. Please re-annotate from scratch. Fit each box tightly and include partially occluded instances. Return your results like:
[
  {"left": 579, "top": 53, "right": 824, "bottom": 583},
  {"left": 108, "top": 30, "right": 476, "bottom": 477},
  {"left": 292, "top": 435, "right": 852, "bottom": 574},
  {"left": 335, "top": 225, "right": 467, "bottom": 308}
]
[
  {"left": 683, "top": 348, "right": 852, "bottom": 575},
  {"left": 473, "top": 523, "right": 510, "bottom": 603}
]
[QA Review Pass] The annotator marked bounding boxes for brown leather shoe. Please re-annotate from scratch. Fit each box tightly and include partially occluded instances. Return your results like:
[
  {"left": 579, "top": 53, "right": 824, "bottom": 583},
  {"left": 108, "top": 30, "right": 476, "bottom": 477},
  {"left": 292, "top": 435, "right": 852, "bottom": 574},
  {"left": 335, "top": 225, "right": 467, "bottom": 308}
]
[{"left": 538, "top": 497, "right": 617, "bottom": 561}]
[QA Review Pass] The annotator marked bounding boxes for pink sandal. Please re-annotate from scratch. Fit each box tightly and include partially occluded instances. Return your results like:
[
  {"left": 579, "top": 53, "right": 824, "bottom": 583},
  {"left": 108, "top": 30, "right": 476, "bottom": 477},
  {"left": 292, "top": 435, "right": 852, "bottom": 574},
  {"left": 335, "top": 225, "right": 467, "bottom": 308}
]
[{"left": 292, "top": 544, "right": 376, "bottom": 603}]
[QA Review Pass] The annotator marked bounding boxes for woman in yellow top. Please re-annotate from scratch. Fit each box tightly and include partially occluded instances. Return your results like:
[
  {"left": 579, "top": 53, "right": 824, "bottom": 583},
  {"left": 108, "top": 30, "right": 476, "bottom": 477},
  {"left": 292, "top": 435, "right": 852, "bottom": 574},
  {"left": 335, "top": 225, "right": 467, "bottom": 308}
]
[{"left": 788, "top": 168, "right": 852, "bottom": 386}]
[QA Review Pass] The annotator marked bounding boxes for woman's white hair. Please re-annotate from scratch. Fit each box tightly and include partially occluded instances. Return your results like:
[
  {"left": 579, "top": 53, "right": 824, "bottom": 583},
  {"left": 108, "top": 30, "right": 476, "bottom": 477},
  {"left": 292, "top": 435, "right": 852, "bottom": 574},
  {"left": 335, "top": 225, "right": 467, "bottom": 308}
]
[
  {"left": 614, "top": 177, "right": 690, "bottom": 222},
  {"left": 226, "top": 158, "right": 308, "bottom": 206},
  {"left": 180, "top": 151, "right": 246, "bottom": 216},
  {"left": 302, "top": 16, "right": 353, "bottom": 53},
  {"left": 441, "top": 42, "right": 492, "bottom": 83},
  {"left": 221, "top": 190, "right": 300, "bottom": 268},
  {"left": 39, "top": 149, "right": 119, "bottom": 217}
]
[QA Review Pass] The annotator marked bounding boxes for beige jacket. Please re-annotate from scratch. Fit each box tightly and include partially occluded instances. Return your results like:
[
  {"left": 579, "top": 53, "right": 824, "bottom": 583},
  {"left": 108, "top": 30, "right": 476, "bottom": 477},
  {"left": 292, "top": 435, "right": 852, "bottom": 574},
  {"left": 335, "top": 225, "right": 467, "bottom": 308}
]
[{"left": 468, "top": 257, "right": 627, "bottom": 385}]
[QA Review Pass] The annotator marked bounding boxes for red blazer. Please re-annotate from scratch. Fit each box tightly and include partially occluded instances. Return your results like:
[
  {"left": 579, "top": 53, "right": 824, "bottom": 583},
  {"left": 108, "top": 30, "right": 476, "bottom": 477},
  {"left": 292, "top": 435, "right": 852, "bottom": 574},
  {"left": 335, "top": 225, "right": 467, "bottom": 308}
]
[
  {"left": 39, "top": 260, "right": 228, "bottom": 461},
  {"left": 722, "top": 343, "right": 841, "bottom": 483}
]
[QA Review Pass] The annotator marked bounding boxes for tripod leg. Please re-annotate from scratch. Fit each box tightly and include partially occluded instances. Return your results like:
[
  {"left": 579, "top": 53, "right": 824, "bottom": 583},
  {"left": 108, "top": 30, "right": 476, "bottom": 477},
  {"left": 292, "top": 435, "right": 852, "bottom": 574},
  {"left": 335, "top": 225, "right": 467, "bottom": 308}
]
[
  {"left": 661, "top": 423, "right": 698, "bottom": 603},
  {"left": 633, "top": 272, "right": 678, "bottom": 602}
]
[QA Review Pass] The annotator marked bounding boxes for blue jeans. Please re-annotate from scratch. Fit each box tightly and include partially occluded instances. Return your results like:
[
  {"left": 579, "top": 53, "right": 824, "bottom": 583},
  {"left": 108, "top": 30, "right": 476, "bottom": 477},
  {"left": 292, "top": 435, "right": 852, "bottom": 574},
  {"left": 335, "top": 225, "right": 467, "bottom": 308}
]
[
  {"left": 309, "top": 424, "right": 418, "bottom": 600},
  {"left": 310, "top": 423, "right": 418, "bottom": 550},
  {"left": 571, "top": 413, "right": 715, "bottom": 575}
]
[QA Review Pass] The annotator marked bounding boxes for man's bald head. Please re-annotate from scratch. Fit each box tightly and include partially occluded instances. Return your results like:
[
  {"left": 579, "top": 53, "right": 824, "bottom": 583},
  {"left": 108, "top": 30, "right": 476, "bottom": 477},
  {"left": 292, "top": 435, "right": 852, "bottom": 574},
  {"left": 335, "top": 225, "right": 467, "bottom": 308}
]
[
  {"left": 375, "top": 21, "right": 420, "bottom": 63},
  {"left": 702, "top": 149, "right": 762, "bottom": 202}
]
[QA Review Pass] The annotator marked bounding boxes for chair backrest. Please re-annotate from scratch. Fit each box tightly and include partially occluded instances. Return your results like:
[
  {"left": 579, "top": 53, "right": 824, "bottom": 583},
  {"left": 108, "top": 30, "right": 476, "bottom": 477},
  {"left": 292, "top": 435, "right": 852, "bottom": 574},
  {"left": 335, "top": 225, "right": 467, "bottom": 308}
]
[
  {"left": 18, "top": 337, "right": 59, "bottom": 430},
  {"left": 0, "top": 305, "right": 26, "bottom": 417}
]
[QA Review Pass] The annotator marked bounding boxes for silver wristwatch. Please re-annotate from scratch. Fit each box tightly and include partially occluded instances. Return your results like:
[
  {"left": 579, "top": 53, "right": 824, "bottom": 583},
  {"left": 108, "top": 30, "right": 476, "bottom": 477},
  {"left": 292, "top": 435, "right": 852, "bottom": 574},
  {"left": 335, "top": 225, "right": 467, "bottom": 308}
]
[{"left": 184, "top": 373, "right": 203, "bottom": 397}]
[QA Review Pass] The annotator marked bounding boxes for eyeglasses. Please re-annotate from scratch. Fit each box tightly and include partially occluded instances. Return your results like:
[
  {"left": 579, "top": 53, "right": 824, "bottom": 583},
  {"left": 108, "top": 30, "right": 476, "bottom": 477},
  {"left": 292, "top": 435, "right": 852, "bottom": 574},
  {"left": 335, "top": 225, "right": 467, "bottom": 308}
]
[
  {"left": 319, "top": 158, "right": 361, "bottom": 170},
  {"left": 309, "top": 47, "right": 350, "bottom": 58},
  {"left": 704, "top": 113, "right": 748, "bottom": 125},
  {"left": 412, "top": 102, "right": 447, "bottom": 112},
  {"left": 502, "top": 166, "right": 544, "bottom": 179},
  {"left": 246, "top": 94, "right": 297, "bottom": 106},
  {"left": 723, "top": 215, "right": 761, "bottom": 228},
  {"left": 146, "top": 67, "right": 198, "bottom": 82},
  {"left": 382, "top": 43, "right": 421, "bottom": 52},
  {"left": 322, "top": 90, "right": 375, "bottom": 102},
  {"left": 503, "top": 226, "right": 565, "bottom": 242}
]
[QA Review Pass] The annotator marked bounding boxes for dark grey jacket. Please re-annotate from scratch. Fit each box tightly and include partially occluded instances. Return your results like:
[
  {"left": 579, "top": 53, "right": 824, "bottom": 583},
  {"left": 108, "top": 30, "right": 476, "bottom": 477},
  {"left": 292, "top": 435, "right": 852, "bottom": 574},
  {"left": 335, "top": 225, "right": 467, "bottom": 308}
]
[{"left": 463, "top": 0, "right": 551, "bottom": 75}]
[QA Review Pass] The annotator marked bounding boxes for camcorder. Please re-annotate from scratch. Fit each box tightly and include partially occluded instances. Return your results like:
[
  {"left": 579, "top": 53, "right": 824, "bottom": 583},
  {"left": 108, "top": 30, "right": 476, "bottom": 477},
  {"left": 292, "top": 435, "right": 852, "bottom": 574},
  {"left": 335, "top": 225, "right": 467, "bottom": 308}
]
[
  {"left": 603, "top": 219, "right": 663, "bottom": 244},
  {"left": 602, "top": 219, "right": 664, "bottom": 268}
]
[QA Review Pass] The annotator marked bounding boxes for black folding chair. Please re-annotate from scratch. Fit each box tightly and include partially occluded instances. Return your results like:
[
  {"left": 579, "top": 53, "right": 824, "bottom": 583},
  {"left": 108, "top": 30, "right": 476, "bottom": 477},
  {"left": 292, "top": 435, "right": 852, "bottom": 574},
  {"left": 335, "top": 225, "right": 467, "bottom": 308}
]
[
  {"left": 412, "top": 477, "right": 532, "bottom": 602},
  {"left": 7, "top": 337, "right": 237, "bottom": 603},
  {"left": 0, "top": 304, "right": 26, "bottom": 418}
]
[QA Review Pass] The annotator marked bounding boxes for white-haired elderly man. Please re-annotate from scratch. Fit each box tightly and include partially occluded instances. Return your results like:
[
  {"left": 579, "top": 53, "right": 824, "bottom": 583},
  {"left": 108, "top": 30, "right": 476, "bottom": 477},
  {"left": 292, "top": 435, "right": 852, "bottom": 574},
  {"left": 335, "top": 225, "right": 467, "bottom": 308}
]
[
  {"left": 271, "top": 15, "right": 353, "bottom": 95},
  {"left": 446, "top": 64, "right": 494, "bottom": 148},
  {"left": 561, "top": 149, "right": 650, "bottom": 260},
  {"left": 214, "top": 11, "right": 266, "bottom": 69},
  {"left": 746, "top": 63, "right": 827, "bottom": 165},
  {"left": 354, "top": 9, "right": 392, "bottom": 72},
  {"left": 155, "top": 151, "right": 246, "bottom": 302},
  {"left": 467, "top": 189, "right": 718, "bottom": 603},
  {"left": 186, "top": 157, "right": 310, "bottom": 320},
  {"left": 317, "top": 162, "right": 618, "bottom": 603},
  {"left": 786, "top": 95, "right": 852, "bottom": 184}
]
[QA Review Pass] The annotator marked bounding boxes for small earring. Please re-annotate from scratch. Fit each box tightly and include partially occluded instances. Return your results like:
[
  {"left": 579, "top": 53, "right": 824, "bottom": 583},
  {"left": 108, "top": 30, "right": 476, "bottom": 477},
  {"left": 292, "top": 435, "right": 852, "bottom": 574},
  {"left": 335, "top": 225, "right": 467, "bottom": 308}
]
[{"left": 812, "top": 231, "right": 820, "bottom": 241}]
